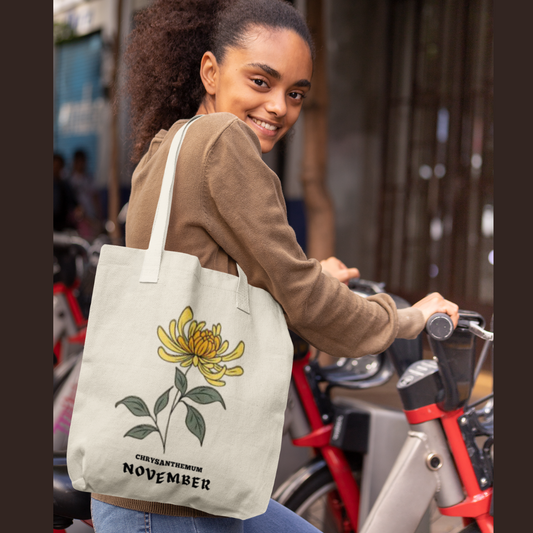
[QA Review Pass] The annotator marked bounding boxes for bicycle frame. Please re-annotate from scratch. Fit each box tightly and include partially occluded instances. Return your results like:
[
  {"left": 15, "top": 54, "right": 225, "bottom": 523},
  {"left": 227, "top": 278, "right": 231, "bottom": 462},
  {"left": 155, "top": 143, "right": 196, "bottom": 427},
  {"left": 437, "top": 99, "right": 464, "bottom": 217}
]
[
  {"left": 360, "top": 317, "right": 494, "bottom": 533},
  {"left": 291, "top": 353, "right": 362, "bottom": 532},
  {"left": 277, "top": 349, "right": 424, "bottom": 533},
  {"left": 53, "top": 282, "right": 87, "bottom": 365},
  {"left": 276, "top": 315, "right": 493, "bottom": 533},
  {"left": 53, "top": 232, "right": 103, "bottom": 365},
  {"left": 359, "top": 404, "right": 493, "bottom": 533},
  {"left": 407, "top": 405, "right": 492, "bottom": 531}
]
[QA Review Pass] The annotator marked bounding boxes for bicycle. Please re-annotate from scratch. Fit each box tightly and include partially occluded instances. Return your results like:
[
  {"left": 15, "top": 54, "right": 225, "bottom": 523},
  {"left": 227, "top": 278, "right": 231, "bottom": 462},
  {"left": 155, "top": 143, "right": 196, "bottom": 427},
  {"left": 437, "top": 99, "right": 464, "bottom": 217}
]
[
  {"left": 275, "top": 295, "right": 493, "bottom": 533},
  {"left": 358, "top": 312, "right": 493, "bottom": 533},
  {"left": 53, "top": 232, "right": 109, "bottom": 364},
  {"left": 275, "top": 278, "right": 432, "bottom": 532},
  {"left": 53, "top": 233, "right": 91, "bottom": 367},
  {"left": 53, "top": 233, "right": 107, "bottom": 453}
]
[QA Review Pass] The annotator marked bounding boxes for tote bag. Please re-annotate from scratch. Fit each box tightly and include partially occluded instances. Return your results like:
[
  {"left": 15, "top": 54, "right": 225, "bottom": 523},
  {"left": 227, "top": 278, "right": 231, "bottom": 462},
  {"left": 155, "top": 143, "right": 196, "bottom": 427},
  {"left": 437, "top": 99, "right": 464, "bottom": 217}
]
[{"left": 67, "top": 115, "right": 294, "bottom": 519}]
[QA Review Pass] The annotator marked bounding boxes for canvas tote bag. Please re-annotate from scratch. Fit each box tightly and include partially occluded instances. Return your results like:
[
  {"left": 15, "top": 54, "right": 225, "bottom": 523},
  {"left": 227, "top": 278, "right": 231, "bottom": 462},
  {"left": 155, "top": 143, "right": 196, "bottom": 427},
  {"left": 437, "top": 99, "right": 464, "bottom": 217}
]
[{"left": 67, "top": 115, "right": 294, "bottom": 519}]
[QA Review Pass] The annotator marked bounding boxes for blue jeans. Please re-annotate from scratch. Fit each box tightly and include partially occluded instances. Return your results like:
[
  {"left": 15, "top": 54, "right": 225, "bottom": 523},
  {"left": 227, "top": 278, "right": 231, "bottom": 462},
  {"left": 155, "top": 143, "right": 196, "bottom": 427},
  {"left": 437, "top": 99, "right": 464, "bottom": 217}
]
[{"left": 91, "top": 498, "right": 322, "bottom": 533}]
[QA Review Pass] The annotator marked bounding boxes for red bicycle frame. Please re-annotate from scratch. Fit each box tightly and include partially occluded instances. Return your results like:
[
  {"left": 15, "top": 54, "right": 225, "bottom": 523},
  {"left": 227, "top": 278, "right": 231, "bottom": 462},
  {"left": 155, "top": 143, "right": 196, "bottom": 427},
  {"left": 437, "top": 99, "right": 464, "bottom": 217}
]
[
  {"left": 291, "top": 353, "right": 361, "bottom": 532},
  {"left": 405, "top": 404, "right": 493, "bottom": 533},
  {"left": 53, "top": 282, "right": 87, "bottom": 365},
  {"left": 291, "top": 352, "right": 493, "bottom": 533}
]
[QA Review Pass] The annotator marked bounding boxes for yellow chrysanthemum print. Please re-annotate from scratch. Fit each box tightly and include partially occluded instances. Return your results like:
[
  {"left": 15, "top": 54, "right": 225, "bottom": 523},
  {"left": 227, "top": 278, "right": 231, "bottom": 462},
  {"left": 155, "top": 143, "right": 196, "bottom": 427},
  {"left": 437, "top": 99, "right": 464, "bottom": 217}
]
[
  {"left": 157, "top": 306, "right": 245, "bottom": 387},
  {"left": 116, "top": 306, "right": 243, "bottom": 451}
]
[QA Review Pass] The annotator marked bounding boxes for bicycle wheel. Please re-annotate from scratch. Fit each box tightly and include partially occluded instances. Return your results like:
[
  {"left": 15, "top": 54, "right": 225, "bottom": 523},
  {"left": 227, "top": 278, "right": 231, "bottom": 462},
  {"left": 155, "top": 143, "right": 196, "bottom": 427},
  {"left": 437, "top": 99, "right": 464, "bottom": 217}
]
[
  {"left": 283, "top": 464, "right": 361, "bottom": 533},
  {"left": 283, "top": 465, "right": 466, "bottom": 533}
]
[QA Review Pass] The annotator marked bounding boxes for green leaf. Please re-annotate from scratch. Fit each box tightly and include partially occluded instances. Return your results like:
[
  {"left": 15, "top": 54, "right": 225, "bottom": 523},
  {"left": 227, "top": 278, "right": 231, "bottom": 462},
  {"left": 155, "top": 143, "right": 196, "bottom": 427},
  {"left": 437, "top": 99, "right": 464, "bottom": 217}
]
[
  {"left": 174, "top": 367, "right": 188, "bottom": 394},
  {"left": 154, "top": 387, "right": 172, "bottom": 416},
  {"left": 184, "top": 386, "right": 226, "bottom": 409},
  {"left": 115, "top": 396, "right": 151, "bottom": 417},
  {"left": 124, "top": 424, "right": 158, "bottom": 439},
  {"left": 184, "top": 403, "right": 206, "bottom": 446}
]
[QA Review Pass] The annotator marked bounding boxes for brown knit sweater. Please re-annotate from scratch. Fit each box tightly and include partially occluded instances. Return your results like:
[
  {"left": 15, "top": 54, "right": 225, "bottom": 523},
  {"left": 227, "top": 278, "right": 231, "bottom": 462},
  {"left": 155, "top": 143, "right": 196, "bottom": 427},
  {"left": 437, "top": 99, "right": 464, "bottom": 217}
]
[{"left": 92, "top": 112, "right": 425, "bottom": 517}]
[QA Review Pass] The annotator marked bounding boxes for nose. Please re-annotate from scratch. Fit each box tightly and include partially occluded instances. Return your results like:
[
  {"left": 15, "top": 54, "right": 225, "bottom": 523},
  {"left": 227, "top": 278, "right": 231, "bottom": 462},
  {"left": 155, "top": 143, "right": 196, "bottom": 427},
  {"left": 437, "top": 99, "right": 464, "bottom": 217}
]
[{"left": 265, "top": 89, "right": 287, "bottom": 118}]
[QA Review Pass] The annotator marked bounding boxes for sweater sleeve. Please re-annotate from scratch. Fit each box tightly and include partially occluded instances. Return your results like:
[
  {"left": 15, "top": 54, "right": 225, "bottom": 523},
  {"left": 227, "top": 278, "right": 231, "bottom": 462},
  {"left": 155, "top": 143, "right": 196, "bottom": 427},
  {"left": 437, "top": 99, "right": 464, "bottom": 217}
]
[{"left": 202, "top": 118, "right": 424, "bottom": 358}]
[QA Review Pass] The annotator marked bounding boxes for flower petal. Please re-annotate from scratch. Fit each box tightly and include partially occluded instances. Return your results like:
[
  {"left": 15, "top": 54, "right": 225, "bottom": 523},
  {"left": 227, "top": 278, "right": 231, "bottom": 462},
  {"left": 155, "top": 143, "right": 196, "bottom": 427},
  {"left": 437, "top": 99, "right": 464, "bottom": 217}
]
[
  {"left": 221, "top": 341, "right": 245, "bottom": 361},
  {"left": 178, "top": 307, "right": 193, "bottom": 337},
  {"left": 206, "top": 377, "right": 226, "bottom": 387},
  {"left": 216, "top": 340, "right": 229, "bottom": 355},
  {"left": 196, "top": 340, "right": 208, "bottom": 356},
  {"left": 188, "top": 336, "right": 196, "bottom": 352},
  {"left": 189, "top": 320, "right": 198, "bottom": 337},
  {"left": 169, "top": 320, "right": 178, "bottom": 343},
  {"left": 158, "top": 346, "right": 182, "bottom": 363},
  {"left": 225, "top": 366, "right": 244, "bottom": 376},
  {"left": 199, "top": 363, "right": 226, "bottom": 381},
  {"left": 158, "top": 326, "right": 184, "bottom": 354},
  {"left": 214, "top": 336, "right": 221, "bottom": 351},
  {"left": 178, "top": 336, "right": 191, "bottom": 353}
]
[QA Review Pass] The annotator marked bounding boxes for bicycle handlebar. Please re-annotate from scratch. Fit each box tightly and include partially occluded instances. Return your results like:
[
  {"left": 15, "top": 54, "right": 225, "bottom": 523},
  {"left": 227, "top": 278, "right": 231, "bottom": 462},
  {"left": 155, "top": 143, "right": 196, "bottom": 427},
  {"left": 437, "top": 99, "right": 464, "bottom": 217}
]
[
  {"left": 426, "top": 313, "right": 454, "bottom": 341},
  {"left": 424, "top": 310, "right": 492, "bottom": 411},
  {"left": 426, "top": 311, "right": 493, "bottom": 343},
  {"left": 468, "top": 322, "right": 493, "bottom": 342}
]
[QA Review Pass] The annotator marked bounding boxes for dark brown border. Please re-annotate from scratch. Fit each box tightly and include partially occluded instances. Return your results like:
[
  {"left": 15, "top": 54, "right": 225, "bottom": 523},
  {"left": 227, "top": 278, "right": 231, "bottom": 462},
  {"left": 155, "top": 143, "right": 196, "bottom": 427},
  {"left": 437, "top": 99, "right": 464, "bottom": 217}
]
[
  {"left": 3, "top": 1, "right": 51, "bottom": 530},
  {"left": 494, "top": 0, "right": 531, "bottom": 529}
]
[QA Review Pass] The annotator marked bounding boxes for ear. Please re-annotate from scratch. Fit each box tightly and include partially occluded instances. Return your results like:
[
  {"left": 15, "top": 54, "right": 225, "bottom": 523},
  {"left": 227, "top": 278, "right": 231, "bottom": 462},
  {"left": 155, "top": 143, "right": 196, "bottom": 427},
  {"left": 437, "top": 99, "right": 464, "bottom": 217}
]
[{"left": 199, "top": 51, "right": 218, "bottom": 96}]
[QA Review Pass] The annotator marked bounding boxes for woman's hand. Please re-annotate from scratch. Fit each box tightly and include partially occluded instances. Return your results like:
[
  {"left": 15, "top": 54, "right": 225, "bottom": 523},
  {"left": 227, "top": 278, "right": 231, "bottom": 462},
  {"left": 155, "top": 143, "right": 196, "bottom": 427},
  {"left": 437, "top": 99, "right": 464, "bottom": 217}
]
[
  {"left": 412, "top": 292, "right": 460, "bottom": 328},
  {"left": 320, "top": 256, "right": 360, "bottom": 285}
]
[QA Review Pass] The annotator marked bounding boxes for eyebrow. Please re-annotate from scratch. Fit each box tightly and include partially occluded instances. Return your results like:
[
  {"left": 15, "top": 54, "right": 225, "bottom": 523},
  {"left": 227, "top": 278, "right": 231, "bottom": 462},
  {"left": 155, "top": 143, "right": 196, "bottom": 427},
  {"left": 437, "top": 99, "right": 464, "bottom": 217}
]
[{"left": 246, "top": 62, "right": 311, "bottom": 89}]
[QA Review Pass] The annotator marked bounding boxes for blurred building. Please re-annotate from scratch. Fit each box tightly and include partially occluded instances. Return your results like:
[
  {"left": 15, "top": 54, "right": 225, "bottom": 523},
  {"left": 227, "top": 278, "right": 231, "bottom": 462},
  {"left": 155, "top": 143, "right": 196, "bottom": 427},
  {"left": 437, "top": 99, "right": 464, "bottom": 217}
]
[
  {"left": 270, "top": 0, "right": 494, "bottom": 317},
  {"left": 53, "top": 0, "right": 151, "bottom": 222},
  {"left": 53, "top": 0, "right": 493, "bottom": 316}
]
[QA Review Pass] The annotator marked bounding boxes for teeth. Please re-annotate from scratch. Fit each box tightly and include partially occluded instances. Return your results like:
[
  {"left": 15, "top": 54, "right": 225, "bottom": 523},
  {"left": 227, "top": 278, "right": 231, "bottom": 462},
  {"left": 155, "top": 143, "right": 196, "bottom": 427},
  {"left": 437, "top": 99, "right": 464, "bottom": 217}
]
[{"left": 252, "top": 118, "right": 278, "bottom": 131}]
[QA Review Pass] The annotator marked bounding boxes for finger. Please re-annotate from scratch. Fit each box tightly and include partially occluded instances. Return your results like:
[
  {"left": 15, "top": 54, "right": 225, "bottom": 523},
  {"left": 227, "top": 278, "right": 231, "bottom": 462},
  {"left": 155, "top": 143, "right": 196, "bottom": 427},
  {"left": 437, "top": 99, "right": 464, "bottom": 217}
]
[
  {"left": 433, "top": 299, "right": 459, "bottom": 328},
  {"left": 337, "top": 268, "right": 360, "bottom": 284},
  {"left": 347, "top": 267, "right": 360, "bottom": 279},
  {"left": 444, "top": 301, "right": 460, "bottom": 327}
]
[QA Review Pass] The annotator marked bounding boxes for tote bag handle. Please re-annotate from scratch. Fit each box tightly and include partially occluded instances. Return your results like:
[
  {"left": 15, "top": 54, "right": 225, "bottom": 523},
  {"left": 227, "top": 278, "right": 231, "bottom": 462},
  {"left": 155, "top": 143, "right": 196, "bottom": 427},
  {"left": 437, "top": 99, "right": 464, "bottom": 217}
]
[{"left": 138, "top": 115, "right": 250, "bottom": 314}]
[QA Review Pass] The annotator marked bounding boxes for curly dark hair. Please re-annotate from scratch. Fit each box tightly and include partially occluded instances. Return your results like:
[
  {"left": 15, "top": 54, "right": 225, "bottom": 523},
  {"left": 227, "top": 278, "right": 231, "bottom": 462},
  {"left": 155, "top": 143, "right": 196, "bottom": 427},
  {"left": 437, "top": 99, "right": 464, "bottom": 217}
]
[{"left": 123, "top": 0, "right": 314, "bottom": 162}]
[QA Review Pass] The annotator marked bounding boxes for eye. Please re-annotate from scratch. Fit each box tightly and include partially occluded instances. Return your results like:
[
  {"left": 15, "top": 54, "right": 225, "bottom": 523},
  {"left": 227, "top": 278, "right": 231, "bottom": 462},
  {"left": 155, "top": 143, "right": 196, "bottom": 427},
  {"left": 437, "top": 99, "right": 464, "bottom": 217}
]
[
  {"left": 252, "top": 79, "right": 268, "bottom": 88},
  {"left": 289, "top": 92, "right": 305, "bottom": 101}
]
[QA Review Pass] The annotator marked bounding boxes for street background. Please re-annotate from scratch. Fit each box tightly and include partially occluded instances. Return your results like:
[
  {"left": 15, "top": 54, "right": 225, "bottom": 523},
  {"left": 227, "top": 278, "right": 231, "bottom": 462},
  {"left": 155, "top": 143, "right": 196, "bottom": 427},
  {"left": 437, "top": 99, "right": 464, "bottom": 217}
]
[{"left": 54, "top": 0, "right": 493, "bottom": 320}]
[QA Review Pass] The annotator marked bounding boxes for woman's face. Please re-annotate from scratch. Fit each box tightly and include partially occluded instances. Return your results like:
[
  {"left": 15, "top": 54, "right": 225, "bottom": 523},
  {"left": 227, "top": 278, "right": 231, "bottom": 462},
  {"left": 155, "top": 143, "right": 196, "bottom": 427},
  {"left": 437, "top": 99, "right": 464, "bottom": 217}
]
[{"left": 198, "top": 27, "right": 313, "bottom": 153}]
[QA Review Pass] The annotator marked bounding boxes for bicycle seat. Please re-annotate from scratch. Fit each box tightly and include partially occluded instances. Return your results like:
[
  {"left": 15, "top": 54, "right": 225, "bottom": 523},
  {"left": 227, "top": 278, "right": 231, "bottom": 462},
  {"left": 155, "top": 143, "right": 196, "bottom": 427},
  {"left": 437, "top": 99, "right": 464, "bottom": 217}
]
[
  {"left": 320, "top": 353, "right": 382, "bottom": 382},
  {"left": 320, "top": 352, "right": 395, "bottom": 390},
  {"left": 53, "top": 451, "right": 91, "bottom": 526}
]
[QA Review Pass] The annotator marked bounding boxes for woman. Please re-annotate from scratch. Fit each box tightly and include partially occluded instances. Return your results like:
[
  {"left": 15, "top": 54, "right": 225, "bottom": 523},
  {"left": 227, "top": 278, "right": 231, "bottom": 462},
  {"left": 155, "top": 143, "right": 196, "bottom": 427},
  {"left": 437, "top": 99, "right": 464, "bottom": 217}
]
[{"left": 91, "top": 0, "right": 458, "bottom": 531}]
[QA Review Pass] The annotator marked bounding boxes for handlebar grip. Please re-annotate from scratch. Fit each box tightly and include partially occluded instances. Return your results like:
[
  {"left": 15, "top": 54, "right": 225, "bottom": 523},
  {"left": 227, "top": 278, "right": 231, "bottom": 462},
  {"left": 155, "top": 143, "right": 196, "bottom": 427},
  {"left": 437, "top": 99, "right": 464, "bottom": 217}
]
[{"left": 426, "top": 313, "right": 454, "bottom": 341}]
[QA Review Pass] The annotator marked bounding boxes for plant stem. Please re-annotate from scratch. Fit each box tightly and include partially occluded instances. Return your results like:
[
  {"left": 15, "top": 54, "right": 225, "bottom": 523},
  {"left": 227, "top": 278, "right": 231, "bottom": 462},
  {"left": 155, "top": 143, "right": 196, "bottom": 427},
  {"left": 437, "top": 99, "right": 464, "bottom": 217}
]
[
  {"left": 163, "top": 389, "right": 181, "bottom": 449},
  {"left": 150, "top": 413, "right": 166, "bottom": 453},
  {"left": 162, "top": 367, "right": 191, "bottom": 451}
]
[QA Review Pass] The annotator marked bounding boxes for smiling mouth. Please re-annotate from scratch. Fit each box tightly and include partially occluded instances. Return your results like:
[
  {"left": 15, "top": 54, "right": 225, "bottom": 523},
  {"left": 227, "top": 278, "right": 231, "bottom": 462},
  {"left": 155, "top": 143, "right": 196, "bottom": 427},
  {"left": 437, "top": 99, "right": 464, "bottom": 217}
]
[{"left": 250, "top": 117, "right": 280, "bottom": 132}]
